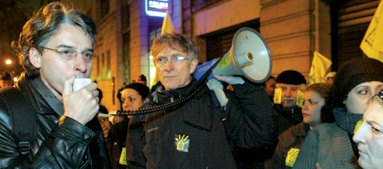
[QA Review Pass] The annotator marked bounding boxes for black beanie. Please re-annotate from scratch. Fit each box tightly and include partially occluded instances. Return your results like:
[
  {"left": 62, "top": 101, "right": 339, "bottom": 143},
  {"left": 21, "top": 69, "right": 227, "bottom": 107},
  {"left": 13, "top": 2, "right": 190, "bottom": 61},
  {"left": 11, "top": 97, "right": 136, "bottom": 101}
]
[
  {"left": 331, "top": 57, "right": 383, "bottom": 108},
  {"left": 124, "top": 83, "right": 150, "bottom": 99},
  {"left": 276, "top": 70, "right": 306, "bottom": 85}
]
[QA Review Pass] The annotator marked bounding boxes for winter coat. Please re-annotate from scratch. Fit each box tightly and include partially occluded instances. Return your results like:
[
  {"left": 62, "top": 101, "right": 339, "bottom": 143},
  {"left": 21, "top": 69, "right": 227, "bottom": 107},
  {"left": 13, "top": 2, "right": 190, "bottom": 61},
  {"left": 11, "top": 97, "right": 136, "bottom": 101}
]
[
  {"left": 292, "top": 123, "right": 358, "bottom": 169},
  {"left": 265, "top": 122, "right": 309, "bottom": 169},
  {"left": 292, "top": 108, "right": 363, "bottom": 169},
  {"left": 274, "top": 104, "right": 303, "bottom": 135},
  {"left": 126, "top": 79, "right": 277, "bottom": 168}
]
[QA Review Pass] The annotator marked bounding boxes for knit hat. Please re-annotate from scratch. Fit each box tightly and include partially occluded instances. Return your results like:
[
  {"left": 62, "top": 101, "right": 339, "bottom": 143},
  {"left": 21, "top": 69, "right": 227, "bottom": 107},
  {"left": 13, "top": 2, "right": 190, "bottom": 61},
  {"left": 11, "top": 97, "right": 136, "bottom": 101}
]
[
  {"left": 276, "top": 70, "right": 306, "bottom": 85},
  {"left": 331, "top": 57, "right": 383, "bottom": 108},
  {"left": 124, "top": 83, "right": 150, "bottom": 99}
]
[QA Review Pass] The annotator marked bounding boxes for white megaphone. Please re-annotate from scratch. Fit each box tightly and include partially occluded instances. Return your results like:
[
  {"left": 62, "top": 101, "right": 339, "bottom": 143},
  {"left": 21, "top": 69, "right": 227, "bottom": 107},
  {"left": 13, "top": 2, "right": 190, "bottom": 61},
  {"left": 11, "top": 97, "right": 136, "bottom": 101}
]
[{"left": 194, "top": 27, "right": 272, "bottom": 83}]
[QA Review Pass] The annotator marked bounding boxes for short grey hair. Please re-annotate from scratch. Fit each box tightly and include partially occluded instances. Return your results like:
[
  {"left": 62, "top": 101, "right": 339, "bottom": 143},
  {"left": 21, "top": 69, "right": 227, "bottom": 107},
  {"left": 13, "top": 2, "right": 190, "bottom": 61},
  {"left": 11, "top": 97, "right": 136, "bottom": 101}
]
[{"left": 151, "top": 33, "right": 200, "bottom": 61}]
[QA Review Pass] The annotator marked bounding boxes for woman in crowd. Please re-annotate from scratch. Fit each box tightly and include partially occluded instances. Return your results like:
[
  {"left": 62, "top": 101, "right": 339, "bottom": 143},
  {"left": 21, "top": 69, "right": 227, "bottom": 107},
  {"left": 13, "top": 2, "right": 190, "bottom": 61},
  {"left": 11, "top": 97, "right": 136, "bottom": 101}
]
[
  {"left": 353, "top": 90, "right": 383, "bottom": 168},
  {"left": 265, "top": 83, "right": 331, "bottom": 168},
  {"left": 98, "top": 105, "right": 112, "bottom": 140},
  {"left": 108, "top": 83, "right": 149, "bottom": 169},
  {"left": 293, "top": 57, "right": 383, "bottom": 168}
]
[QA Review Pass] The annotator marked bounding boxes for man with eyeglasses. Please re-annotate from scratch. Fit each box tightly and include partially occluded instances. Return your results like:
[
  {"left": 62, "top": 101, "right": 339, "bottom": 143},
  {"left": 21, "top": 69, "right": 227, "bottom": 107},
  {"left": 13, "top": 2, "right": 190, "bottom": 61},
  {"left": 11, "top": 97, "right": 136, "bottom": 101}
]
[
  {"left": 126, "top": 33, "right": 277, "bottom": 168},
  {"left": 0, "top": 2, "right": 111, "bottom": 168}
]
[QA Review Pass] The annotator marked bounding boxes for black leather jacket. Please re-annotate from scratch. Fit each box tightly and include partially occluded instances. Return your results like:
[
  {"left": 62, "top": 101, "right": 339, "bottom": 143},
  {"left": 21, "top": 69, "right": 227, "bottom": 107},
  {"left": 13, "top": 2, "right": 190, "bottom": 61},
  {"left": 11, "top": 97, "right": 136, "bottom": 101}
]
[{"left": 0, "top": 73, "right": 111, "bottom": 168}]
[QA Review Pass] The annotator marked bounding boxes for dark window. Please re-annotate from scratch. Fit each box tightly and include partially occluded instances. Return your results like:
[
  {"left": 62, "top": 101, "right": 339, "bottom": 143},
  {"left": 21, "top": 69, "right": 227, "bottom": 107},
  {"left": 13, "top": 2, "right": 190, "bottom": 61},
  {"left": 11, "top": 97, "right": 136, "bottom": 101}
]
[
  {"left": 100, "top": 0, "right": 110, "bottom": 18},
  {"left": 204, "top": 19, "right": 260, "bottom": 61}
]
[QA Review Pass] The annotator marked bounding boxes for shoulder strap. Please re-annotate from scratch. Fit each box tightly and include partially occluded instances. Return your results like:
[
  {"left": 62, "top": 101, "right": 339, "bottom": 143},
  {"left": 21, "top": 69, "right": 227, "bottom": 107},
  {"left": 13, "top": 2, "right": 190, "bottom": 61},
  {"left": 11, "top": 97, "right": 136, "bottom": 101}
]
[{"left": 0, "top": 86, "right": 36, "bottom": 158}]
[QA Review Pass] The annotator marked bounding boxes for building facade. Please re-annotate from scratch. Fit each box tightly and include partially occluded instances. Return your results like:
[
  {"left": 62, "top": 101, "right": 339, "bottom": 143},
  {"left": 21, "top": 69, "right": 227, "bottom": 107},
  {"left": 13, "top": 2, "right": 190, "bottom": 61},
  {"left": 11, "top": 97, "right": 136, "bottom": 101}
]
[{"left": 73, "top": 0, "right": 379, "bottom": 111}]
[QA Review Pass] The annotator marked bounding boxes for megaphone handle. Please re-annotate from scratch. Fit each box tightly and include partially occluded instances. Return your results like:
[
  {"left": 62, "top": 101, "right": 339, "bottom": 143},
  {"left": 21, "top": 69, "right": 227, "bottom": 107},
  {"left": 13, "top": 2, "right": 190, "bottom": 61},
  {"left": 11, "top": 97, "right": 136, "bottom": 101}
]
[{"left": 186, "top": 56, "right": 224, "bottom": 94}]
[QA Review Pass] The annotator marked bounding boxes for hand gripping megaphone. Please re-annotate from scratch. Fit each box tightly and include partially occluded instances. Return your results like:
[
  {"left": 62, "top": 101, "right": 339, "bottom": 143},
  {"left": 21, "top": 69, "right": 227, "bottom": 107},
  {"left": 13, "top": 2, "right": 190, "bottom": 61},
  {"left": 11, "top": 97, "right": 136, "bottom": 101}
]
[{"left": 194, "top": 27, "right": 272, "bottom": 83}]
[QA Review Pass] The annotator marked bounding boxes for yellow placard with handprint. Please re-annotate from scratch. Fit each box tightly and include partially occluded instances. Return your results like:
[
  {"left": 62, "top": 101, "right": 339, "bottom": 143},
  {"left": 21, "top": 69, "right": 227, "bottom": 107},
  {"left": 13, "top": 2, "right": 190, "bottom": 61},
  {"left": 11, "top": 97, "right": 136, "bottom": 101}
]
[
  {"left": 286, "top": 148, "right": 300, "bottom": 167},
  {"left": 274, "top": 88, "right": 282, "bottom": 104},
  {"left": 296, "top": 90, "right": 304, "bottom": 107}
]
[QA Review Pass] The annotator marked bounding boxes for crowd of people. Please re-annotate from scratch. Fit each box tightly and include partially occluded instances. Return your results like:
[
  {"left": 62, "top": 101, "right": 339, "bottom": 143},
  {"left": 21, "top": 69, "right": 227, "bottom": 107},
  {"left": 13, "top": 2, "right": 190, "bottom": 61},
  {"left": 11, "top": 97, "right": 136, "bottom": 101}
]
[{"left": 1, "top": 2, "right": 383, "bottom": 169}]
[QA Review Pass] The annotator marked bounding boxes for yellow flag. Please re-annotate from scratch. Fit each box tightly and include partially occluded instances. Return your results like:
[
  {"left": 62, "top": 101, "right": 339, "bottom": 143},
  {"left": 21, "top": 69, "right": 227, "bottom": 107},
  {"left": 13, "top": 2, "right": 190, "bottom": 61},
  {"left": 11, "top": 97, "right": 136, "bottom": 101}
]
[
  {"left": 161, "top": 11, "right": 174, "bottom": 35},
  {"left": 151, "top": 11, "right": 175, "bottom": 88},
  {"left": 307, "top": 51, "right": 332, "bottom": 86},
  {"left": 360, "top": 1, "right": 383, "bottom": 62}
]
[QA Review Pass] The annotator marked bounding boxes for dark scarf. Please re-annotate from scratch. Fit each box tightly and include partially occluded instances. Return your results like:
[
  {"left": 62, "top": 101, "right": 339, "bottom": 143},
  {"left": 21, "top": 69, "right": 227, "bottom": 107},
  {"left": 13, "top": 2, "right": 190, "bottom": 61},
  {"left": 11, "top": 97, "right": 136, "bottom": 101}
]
[
  {"left": 333, "top": 108, "right": 363, "bottom": 158},
  {"left": 151, "top": 78, "right": 196, "bottom": 105},
  {"left": 333, "top": 108, "right": 363, "bottom": 135}
]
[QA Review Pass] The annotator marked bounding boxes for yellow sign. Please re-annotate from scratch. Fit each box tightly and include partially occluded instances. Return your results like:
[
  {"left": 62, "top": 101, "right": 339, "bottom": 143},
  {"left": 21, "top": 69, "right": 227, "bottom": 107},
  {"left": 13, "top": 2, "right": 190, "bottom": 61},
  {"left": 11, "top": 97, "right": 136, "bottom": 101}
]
[
  {"left": 296, "top": 90, "right": 304, "bottom": 108},
  {"left": 286, "top": 148, "right": 300, "bottom": 167},
  {"left": 119, "top": 147, "right": 127, "bottom": 165},
  {"left": 354, "top": 119, "right": 364, "bottom": 134},
  {"left": 274, "top": 88, "right": 282, "bottom": 104}
]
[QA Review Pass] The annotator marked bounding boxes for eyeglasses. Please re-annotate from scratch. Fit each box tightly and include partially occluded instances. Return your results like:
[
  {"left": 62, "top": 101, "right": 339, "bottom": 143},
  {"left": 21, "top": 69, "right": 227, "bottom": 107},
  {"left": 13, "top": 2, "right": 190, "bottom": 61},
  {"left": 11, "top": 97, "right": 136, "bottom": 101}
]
[
  {"left": 154, "top": 56, "right": 189, "bottom": 66},
  {"left": 41, "top": 47, "right": 98, "bottom": 63},
  {"left": 376, "top": 90, "right": 383, "bottom": 100}
]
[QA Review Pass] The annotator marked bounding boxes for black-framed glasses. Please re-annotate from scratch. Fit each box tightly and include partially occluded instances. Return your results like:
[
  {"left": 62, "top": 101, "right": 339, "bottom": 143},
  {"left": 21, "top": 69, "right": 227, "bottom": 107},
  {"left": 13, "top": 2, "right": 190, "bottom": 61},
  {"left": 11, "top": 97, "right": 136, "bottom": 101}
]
[
  {"left": 376, "top": 90, "right": 383, "bottom": 100},
  {"left": 154, "top": 56, "right": 189, "bottom": 66},
  {"left": 41, "top": 47, "right": 98, "bottom": 63}
]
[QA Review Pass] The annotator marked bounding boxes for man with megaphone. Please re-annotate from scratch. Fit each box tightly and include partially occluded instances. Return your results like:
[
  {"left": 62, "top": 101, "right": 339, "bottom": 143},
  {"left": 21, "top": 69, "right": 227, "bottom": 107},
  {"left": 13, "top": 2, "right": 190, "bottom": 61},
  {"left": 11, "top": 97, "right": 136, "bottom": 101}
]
[{"left": 126, "top": 33, "right": 277, "bottom": 168}]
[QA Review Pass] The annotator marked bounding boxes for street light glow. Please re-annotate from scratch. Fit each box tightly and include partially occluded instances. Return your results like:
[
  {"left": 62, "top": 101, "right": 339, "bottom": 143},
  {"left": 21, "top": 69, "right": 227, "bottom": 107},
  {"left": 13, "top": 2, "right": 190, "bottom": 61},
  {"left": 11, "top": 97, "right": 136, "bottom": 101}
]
[
  {"left": 6, "top": 59, "right": 12, "bottom": 65},
  {"left": 14, "top": 77, "right": 18, "bottom": 82}
]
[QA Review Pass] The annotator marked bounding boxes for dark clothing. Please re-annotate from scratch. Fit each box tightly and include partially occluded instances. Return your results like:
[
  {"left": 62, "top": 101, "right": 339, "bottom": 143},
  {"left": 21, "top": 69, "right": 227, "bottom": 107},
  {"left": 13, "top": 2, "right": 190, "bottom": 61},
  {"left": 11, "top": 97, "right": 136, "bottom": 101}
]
[
  {"left": 333, "top": 108, "right": 363, "bottom": 158},
  {"left": 292, "top": 123, "right": 358, "bottom": 169},
  {"left": 0, "top": 73, "right": 111, "bottom": 168},
  {"left": 126, "top": 79, "right": 277, "bottom": 169},
  {"left": 108, "top": 117, "right": 129, "bottom": 169},
  {"left": 265, "top": 122, "right": 309, "bottom": 169},
  {"left": 292, "top": 108, "right": 361, "bottom": 168},
  {"left": 274, "top": 104, "right": 303, "bottom": 135}
]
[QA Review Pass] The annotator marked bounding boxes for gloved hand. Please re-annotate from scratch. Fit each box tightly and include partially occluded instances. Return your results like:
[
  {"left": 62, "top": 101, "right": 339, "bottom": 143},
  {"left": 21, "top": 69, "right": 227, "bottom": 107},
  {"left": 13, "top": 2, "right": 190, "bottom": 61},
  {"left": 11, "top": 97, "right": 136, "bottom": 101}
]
[
  {"left": 213, "top": 74, "right": 245, "bottom": 85},
  {"left": 207, "top": 78, "right": 229, "bottom": 106}
]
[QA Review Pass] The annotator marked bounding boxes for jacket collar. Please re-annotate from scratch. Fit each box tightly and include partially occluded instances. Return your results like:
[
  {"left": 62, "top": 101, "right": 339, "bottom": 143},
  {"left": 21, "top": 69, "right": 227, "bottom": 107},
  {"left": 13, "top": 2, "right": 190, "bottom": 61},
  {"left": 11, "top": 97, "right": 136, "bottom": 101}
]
[{"left": 16, "top": 72, "right": 63, "bottom": 116}]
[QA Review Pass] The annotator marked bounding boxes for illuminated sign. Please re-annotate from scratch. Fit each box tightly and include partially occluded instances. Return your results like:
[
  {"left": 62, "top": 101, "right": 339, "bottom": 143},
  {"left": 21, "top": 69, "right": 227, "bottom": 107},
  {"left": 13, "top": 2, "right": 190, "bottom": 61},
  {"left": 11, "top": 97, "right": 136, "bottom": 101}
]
[{"left": 145, "top": 0, "right": 169, "bottom": 17}]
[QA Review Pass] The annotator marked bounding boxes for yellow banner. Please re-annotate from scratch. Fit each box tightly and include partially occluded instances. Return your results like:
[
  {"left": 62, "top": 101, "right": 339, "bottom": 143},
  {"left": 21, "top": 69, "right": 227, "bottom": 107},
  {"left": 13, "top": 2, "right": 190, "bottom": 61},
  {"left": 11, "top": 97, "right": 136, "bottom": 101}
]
[{"left": 360, "top": 1, "right": 383, "bottom": 62}]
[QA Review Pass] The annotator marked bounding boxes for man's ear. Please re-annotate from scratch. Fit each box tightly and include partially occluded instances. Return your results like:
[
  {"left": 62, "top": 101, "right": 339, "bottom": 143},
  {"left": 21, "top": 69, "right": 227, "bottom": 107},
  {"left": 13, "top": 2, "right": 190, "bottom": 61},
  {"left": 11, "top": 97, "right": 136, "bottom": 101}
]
[
  {"left": 189, "top": 58, "right": 199, "bottom": 74},
  {"left": 29, "top": 47, "right": 41, "bottom": 68}
]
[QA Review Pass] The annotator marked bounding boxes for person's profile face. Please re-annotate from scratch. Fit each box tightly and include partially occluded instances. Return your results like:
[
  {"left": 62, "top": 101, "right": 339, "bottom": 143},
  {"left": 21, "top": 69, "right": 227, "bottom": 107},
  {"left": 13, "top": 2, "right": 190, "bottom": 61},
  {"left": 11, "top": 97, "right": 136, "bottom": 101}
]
[
  {"left": 345, "top": 81, "right": 383, "bottom": 114},
  {"left": 302, "top": 90, "right": 324, "bottom": 128},
  {"left": 33, "top": 24, "right": 93, "bottom": 98},
  {"left": 154, "top": 45, "right": 198, "bottom": 90},
  {"left": 279, "top": 83, "right": 301, "bottom": 108},
  {"left": 265, "top": 78, "right": 276, "bottom": 98},
  {"left": 353, "top": 99, "right": 383, "bottom": 168},
  {"left": 97, "top": 116, "right": 112, "bottom": 138}
]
